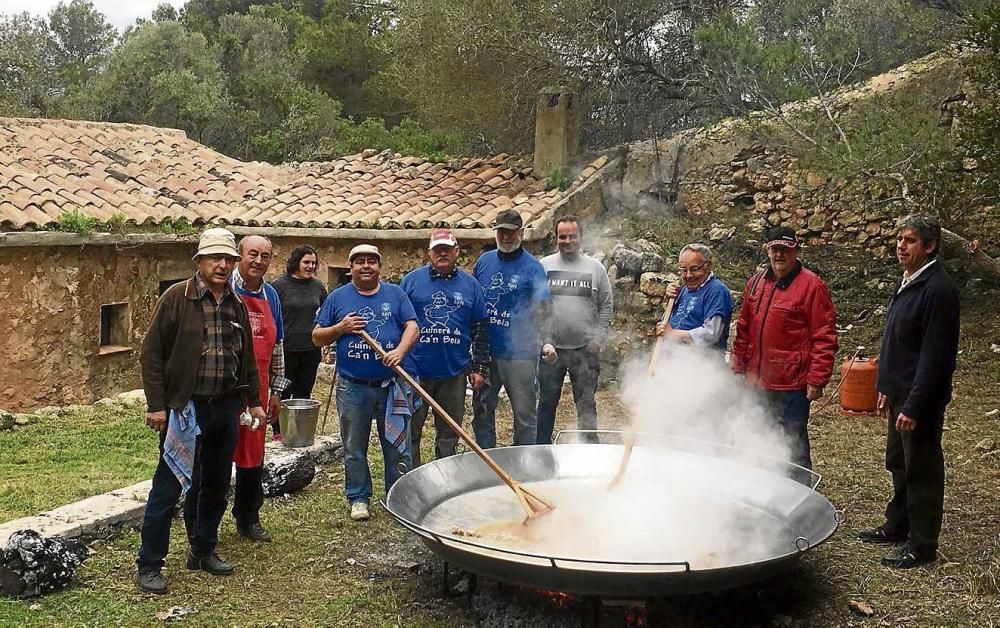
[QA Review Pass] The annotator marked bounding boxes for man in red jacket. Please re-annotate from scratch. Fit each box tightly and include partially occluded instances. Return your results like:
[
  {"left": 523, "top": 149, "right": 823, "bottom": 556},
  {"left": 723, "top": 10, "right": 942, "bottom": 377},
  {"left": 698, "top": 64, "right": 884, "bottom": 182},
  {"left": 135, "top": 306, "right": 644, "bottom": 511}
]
[{"left": 730, "top": 226, "right": 838, "bottom": 469}]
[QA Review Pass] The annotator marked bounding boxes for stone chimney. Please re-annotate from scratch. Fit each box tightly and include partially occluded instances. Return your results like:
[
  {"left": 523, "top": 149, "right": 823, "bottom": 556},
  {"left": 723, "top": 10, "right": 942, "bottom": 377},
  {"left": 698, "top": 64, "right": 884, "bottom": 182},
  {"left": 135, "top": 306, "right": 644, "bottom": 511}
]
[{"left": 533, "top": 87, "right": 580, "bottom": 179}]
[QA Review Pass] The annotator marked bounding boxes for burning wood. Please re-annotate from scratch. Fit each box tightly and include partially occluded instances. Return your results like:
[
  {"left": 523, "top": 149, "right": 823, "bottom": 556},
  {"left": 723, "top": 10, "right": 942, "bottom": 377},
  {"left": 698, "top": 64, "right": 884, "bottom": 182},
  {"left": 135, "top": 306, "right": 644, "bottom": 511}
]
[{"left": 0, "top": 530, "right": 90, "bottom": 598}]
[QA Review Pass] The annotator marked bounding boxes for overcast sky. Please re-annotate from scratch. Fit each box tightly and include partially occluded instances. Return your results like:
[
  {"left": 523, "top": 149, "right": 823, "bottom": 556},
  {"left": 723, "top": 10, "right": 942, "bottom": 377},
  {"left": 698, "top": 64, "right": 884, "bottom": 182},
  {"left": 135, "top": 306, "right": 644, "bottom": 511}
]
[{"left": 0, "top": 0, "right": 188, "bottom": 31}]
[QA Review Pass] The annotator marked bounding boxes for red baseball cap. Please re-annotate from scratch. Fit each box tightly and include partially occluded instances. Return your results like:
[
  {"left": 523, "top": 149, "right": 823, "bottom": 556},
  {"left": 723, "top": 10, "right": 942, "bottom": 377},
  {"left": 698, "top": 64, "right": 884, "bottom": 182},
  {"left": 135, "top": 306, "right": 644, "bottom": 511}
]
[{"left": 428, "top": 228, "right": 458, "bottom": 249}]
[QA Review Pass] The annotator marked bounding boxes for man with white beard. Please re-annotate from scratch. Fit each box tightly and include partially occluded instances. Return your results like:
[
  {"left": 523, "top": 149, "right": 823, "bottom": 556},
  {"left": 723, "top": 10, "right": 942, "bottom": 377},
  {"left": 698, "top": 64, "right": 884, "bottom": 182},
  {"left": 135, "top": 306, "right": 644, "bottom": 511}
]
[
  {"left": 536, "top": 215, "right": 613, "bottom": 444},
  {"left": 472, "top": 210, "right": 554, "bottom": 447}
]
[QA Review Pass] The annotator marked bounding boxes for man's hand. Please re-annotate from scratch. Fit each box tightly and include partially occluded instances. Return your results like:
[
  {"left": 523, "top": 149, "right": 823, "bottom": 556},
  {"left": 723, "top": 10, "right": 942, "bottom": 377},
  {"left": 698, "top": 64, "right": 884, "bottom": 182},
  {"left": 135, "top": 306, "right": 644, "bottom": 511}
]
[
  {"left": 383, "top": 347, "right": 406, "bottom": 367},
  {"left": 806, "top": 384, "right": 824, "bottom": 401},
  {"left": 876, "top": 393, "right": 888, "bottom": 417},
  {"left": 468, "top": 372, "right": 485, "bottom": 390},
  {"left": 664, "top": 284, "right": 680, "bottom": 299},
  {"left": 267, "top": 392, "right": 281, "bottom": 421},
  {"left": 338, "top": 313, "right": 367, "bottom": 335},
  {"left": 541, "top": 344, "right": 558, "bottom": 364},
  {"left": 145, "top": 410, "right": 167, "bottom": 432},
  {"left": 585, "top": 339, "right": 603, "bottom": 354},
  {"left": 895, "top": 412, "right": 916, "bottom": 432},
  {"left": 249, "top": 406, "right": 267, "bottom": 426},
  {"left": 655, "top": 320, "right": 672, "bottom": 336}
]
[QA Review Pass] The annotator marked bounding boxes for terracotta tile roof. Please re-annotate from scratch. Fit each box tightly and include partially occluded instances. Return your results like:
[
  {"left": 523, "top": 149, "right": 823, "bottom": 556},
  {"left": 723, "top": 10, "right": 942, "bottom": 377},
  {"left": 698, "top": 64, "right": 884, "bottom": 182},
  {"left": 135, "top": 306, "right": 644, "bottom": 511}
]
[{"left": 1, "top": 118, "right": 608, "bottom": 232}]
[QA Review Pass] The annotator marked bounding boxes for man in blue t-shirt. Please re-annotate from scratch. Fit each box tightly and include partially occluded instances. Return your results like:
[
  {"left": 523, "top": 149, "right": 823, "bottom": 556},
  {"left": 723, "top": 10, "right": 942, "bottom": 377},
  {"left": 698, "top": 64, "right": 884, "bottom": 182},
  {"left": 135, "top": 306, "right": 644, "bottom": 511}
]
[
  {"left": 313, "top": 244, "right": 419, "bottom": 522},
  {"left": 400, "top": 229, "right": 490, "bottom": 466},
  {"left": 472, "top": 210, "right": 554, "bottom": 447},
  {"left": 656, "top": 243, "right": 734, "bottom": 351}
]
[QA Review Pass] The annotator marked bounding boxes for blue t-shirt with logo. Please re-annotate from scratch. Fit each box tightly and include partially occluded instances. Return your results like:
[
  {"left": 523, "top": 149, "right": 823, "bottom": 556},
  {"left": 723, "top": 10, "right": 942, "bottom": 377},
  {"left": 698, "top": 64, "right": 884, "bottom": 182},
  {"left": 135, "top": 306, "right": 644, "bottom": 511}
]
[
  {"left": 668, "top": 273, "right": 735, "bottom": 351},
  {"left": 473, "top": 249, "right": 552, "bottom": 360},
  {"left": 400, "top": 266, "right": 489, "bottom": 380},
  {"left": 315, "top": 282, "right": 417, "bottom": 381}
]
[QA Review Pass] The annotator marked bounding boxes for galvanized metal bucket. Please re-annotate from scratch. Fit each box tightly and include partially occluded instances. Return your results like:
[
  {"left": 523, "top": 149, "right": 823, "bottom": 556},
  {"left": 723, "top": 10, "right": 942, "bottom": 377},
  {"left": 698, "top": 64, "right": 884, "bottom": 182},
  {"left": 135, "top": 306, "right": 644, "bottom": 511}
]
[{"left": 278, "top": 398, "right": 321, "bottom": 448}]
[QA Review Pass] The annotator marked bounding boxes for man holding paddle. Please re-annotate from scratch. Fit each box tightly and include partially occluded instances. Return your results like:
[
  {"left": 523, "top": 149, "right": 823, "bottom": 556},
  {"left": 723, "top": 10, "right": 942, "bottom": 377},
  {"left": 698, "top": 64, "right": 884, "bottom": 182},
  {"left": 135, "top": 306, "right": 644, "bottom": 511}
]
[
  {"left": 655, "top": 243, "right": 734, "bottom": 352},
  {"left": 312, "top": 244, "right": 419, "bottom": 522}
]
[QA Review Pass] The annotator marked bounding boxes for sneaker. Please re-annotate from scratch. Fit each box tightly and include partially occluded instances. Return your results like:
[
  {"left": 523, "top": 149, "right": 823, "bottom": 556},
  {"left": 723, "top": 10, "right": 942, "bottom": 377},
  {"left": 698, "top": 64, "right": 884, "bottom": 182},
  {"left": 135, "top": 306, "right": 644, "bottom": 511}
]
[
  {"left": 186, "top": 552, "right": 235, "bottom": 576},
  {"left": 858, "top": 524, "right": 908, "bottom": 545},
  {"left": 237, "top": 522, "right": 273, "bottom": 543},
  {"left": 881, "top": 544, "right": 936, "bottom": 569},
  {"left": 350, "top": 501, "right": 370, "bottom": 521},
  {"left": 136, "top": 569, "right": 168, "bottom": 594}
]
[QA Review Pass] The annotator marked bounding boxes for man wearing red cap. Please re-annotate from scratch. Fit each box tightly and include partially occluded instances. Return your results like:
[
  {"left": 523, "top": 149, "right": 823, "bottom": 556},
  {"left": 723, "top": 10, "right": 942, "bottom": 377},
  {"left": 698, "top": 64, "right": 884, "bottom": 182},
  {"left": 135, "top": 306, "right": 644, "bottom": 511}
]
[
  {"left": 730, "top": 226, "right": 838, "bottom": 470},
  {"left": 400, "top": 229, "right": 490, "bottom": 465}
]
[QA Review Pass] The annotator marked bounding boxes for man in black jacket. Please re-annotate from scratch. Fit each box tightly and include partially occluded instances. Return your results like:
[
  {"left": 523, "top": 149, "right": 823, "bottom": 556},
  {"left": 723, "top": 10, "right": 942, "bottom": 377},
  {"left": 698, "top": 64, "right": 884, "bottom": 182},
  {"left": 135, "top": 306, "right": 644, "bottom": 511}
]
[{"left": 859, "top": 214, "right": 960, "bottom": 569}]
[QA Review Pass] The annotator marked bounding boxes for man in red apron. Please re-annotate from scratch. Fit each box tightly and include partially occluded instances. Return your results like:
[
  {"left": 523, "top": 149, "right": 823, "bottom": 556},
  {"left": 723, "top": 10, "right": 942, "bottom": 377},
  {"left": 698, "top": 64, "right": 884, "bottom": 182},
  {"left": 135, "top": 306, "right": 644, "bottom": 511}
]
[{"left": 231, "top": 235, "right": 289, "bottom": 542}]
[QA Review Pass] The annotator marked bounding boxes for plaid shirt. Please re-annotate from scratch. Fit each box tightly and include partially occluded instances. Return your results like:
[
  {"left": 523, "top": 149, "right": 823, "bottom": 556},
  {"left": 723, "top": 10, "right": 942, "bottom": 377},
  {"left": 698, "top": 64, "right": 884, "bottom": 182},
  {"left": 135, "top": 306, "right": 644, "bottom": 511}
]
[
  {"left": 231, "top": 269, "right": 290, "bottom": 393},
  {"left": 191, "top": 273, "right": 244, "bottom": 397}
]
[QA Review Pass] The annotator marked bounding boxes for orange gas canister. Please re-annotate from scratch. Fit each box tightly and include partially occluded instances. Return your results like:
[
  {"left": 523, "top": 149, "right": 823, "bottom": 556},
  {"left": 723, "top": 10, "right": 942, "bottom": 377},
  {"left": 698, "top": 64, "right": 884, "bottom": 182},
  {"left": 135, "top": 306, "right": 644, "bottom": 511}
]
[{"left": 839, "top": 356, "right": 879, "bottom": 414}]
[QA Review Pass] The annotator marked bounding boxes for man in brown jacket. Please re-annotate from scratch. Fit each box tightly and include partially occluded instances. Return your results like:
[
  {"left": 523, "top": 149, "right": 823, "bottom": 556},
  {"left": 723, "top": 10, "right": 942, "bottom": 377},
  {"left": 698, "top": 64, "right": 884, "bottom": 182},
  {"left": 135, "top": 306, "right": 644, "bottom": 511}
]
[{"left": 135, "top": 228, "right": 267, "bottom": 594}]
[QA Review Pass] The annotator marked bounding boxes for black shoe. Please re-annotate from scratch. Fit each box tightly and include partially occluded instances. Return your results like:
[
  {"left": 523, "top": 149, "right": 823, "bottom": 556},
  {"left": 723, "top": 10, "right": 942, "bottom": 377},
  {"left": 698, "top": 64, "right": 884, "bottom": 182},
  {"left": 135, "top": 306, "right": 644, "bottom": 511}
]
[
  {"left": 186, "top": 552, "right": 235, "bottom": 576},
  {"left": 881, "top": 544, "right": 936, "bottom": 569},
  {"left": 136, "top": 569, "right": 168, "bottom": 594},
  {"left": 858, "top": 525, "right": 907, "bottom": 545},
  {"left": 237, "top": 522, "right": 272, "bottom": 543}
]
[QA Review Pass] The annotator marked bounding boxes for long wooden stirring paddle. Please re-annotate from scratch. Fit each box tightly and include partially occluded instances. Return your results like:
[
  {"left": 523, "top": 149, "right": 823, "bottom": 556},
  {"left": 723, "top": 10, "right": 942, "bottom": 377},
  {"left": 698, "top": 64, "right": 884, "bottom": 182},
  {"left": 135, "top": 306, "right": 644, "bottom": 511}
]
[
  {"left": 607, "top": 296, "right": 676, "bottom": 490},
  {"left": 358, "top": 330, "right": 554, "bottom": 520}
]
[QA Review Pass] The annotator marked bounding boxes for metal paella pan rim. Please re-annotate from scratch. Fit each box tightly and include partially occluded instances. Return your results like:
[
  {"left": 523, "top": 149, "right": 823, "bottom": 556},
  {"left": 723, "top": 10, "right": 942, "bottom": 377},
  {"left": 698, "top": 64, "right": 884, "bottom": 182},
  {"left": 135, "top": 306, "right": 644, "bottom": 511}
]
[{"left": 385, "top": 432, "right": 840, "bottom": 597}]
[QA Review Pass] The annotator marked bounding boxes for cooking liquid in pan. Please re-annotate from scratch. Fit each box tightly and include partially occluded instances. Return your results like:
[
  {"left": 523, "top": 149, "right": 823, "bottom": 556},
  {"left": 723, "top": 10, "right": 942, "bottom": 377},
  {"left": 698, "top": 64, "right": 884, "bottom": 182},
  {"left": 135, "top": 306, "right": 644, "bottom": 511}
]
[{"left": 422, "top": 478, "right": 799, "bottom": 571}]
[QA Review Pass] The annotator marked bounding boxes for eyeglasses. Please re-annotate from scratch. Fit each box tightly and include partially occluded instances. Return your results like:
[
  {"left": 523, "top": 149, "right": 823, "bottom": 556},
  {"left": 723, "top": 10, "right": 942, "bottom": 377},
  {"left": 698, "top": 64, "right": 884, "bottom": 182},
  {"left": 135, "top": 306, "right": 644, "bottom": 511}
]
[{"left": 677, "top": 263, "right": 707, "bottom": 274}]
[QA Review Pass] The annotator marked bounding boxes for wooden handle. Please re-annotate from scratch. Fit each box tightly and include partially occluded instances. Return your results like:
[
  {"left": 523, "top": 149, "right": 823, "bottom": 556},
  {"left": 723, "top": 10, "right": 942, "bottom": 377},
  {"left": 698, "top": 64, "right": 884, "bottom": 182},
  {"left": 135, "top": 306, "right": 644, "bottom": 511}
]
[
  {"left": 357, "top": 331, "right": 522, "bottom": 493},
  {"left": 647, "top": 296, "right": 676, "bottom": 377}
]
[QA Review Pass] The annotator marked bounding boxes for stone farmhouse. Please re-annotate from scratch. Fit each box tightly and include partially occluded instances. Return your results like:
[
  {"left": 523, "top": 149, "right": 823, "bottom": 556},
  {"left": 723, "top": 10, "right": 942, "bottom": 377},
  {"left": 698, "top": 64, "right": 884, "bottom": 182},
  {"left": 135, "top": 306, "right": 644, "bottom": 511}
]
[{"left": 0, "top": 90, "right": 613, "bottom": 411}]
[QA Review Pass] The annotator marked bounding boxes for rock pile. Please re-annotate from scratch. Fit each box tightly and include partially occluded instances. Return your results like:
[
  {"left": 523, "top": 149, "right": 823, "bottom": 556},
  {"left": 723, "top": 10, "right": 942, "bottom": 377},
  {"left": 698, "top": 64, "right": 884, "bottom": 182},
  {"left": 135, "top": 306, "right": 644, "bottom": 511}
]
[{"left": 0, "top": 530, "right": 89, "bottom": 598}]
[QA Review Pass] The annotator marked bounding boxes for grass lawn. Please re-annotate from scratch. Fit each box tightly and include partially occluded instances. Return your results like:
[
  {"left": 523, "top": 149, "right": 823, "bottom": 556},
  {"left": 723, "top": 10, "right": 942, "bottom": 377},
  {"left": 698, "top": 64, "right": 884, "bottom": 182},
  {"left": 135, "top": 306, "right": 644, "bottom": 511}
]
[{"left": 0, "top": 401, "right": 158, "bottom": 521}]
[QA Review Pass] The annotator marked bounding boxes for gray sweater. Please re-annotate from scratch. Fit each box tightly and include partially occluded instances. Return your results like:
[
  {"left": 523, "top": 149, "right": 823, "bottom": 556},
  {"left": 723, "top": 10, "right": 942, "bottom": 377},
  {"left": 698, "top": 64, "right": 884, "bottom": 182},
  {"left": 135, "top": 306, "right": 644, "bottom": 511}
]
[{"left": 540, "top": 252, "right": 613, "bottom": 349}]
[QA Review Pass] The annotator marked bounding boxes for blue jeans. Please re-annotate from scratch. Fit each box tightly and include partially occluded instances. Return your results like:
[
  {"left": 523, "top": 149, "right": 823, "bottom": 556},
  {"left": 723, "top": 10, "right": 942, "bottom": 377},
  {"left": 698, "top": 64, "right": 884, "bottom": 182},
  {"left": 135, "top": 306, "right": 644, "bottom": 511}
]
[
  {"left": 472, "top": 358, "right": 539, "bottom": 448},
  {"left": 336, "top": 377, "right": 412, "bottom": 504},
  {"left": 765, "top": 389, "right": 812, "bottom": 470},
  {"left": 137, "top": 394, "right": 240, "bottom": 571}
]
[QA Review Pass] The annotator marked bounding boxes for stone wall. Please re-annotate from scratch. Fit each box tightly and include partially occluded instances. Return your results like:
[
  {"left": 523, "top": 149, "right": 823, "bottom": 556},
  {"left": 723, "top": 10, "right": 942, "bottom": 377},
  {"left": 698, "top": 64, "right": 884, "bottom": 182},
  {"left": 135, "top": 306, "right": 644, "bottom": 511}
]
[
  {"left": 607, "top": 52, "right": 966, "bottom": 255},
  {"left": 0, "top": 234, "right": 551, "bottom": 412}
]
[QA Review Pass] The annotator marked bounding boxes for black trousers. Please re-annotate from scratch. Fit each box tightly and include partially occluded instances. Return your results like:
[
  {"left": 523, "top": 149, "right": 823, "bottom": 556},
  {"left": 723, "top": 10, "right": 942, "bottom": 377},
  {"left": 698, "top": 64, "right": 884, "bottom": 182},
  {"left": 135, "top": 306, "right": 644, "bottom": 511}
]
[
  {"left": 232, "top": 466, "right": 264, "bottom": 527},
  {"left": 137, "top": 395, "right": 239, "bottom": 571},
  {"left": 276, "top": 348, "right": 323, "bottom": 434},
  {"left": 883, "top": 396, "right": 946, "bottom": 552},
  {"left": 536, "top": 346, "right": 600, "bottom": 444}
]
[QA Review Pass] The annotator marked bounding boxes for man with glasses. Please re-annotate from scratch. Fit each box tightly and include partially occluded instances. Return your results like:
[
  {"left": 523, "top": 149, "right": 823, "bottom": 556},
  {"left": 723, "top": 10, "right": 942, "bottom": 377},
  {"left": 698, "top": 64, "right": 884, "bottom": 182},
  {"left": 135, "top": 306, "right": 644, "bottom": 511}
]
[
  {"left": 655, "top": 243, "right": 734, "bottom": 351},
  {"left": 730, "top": 226, "right": 838, "bottom": 470}
]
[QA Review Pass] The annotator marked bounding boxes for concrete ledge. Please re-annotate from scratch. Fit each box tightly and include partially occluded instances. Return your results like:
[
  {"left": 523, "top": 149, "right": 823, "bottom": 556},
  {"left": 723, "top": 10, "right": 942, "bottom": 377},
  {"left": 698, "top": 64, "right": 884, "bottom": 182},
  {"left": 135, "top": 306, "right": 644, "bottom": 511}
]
[{"left": 0, "top": 435, "right": 341, "bottom": 546}]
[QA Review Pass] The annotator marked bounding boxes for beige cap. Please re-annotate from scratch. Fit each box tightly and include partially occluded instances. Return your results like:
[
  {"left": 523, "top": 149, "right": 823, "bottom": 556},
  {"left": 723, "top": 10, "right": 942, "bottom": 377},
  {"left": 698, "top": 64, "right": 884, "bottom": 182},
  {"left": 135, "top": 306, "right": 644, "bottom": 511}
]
[
  {"left": 193, "top": 227, "right": 241, "bottom": 260},
  {"left": 348, "top": 243, "right": 381, "bottom": 262}
]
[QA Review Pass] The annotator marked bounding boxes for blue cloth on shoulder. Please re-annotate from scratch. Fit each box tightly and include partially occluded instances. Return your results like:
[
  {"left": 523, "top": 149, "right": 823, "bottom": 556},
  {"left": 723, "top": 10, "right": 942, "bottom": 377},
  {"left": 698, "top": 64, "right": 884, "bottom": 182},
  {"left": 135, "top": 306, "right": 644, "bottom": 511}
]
[{"left": 163, "top": 401, "right": 200, "bottom": 493}]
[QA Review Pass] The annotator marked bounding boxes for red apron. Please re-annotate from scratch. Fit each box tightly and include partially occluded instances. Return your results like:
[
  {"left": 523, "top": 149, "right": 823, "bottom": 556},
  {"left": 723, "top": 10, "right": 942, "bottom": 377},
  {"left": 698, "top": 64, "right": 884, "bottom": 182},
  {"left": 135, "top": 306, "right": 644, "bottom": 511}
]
[{"left": 233, "top": 292, "right": 278, "bottom": 469}]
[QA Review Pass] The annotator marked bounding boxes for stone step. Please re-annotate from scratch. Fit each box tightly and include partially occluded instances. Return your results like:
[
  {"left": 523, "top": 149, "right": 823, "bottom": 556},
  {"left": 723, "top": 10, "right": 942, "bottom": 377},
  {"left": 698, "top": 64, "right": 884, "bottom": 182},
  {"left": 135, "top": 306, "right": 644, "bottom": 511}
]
[{"left": 0, "top": 435, "right": 341, "bottom": 546}]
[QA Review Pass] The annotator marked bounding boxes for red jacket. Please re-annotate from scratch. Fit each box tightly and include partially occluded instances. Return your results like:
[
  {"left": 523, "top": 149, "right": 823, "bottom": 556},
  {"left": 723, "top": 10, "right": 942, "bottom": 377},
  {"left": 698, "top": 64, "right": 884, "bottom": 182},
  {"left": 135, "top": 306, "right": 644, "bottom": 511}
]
[{"left": 730, "top": 263, "right": 838, "bottom": 391}]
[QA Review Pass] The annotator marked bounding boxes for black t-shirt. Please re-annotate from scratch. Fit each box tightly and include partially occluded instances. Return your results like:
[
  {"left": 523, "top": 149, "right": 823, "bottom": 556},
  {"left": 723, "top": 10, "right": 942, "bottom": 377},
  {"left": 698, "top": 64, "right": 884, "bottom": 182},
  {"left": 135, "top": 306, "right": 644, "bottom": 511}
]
[{"left": 271, "top": 274, "right": 328, "bottom": 352}]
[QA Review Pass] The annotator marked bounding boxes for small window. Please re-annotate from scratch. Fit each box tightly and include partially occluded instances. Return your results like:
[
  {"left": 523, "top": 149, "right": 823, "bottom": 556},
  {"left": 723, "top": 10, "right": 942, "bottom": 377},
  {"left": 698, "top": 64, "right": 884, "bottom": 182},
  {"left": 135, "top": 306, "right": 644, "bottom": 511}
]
[
  {"left": 98, "top": 302, "right": 132, "bottom": 356},
  {"left": 327, "top": 265, "right": 350, "bottom": 290},
  {"left": 158, "top": 278, "right": 186, "bottom": 296}
]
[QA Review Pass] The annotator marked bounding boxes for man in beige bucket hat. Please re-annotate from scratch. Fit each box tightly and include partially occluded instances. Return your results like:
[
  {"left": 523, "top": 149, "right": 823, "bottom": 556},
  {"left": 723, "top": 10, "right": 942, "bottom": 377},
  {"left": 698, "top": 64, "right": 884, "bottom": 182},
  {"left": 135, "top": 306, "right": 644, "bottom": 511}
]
[{"left": 135, "top": 227, "right": 266, "bottom": 594}]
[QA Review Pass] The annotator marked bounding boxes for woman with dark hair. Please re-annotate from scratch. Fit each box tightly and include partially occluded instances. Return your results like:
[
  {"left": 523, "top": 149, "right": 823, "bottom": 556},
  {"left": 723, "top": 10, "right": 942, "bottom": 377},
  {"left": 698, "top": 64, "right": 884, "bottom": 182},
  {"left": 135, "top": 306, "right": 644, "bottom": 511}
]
[{"left": 271, "top": 245, "right": 328, "bottom": 440}]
